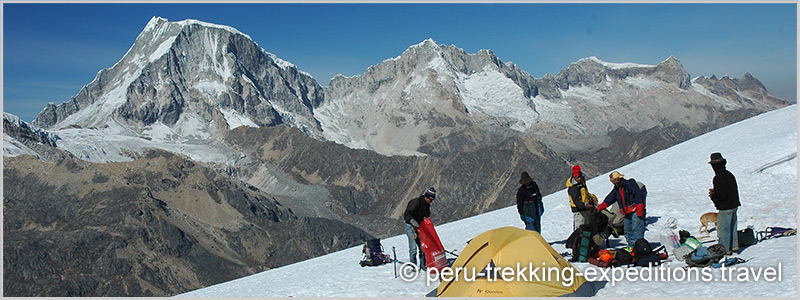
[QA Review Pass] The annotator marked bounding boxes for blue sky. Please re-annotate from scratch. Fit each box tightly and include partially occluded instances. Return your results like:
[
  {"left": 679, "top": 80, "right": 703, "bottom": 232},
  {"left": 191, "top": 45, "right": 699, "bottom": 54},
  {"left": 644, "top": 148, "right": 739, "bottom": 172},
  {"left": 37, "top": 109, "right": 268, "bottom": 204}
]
[{"left": 3, "top": 3, "right": 797, "bottom": 122}]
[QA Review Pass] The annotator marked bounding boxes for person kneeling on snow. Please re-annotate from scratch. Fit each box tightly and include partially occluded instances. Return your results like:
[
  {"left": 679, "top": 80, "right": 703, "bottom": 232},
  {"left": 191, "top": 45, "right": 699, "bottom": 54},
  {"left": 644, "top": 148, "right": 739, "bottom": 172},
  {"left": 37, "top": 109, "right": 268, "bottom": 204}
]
[
  {"left": 596, "top": 171, "right": 646, "bottom": 246},
  {"left": 403, "top": 187, "right": 435, "bottom": 269}
]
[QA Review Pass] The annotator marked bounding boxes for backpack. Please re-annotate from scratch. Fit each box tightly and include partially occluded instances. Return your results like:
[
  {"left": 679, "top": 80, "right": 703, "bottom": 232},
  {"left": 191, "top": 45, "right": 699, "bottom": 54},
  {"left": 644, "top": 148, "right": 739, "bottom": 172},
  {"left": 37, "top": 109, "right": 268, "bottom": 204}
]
[
  {"left": 632, "top": 239, "right": 665, "bottom": 267},
  {"left": 615, "top": 248, "right": 634, "bottom": 265},
  {"left": 360, "top": 239, "right": 391, "bottom": 267},
  {"left": 633, "top": 238, "right": 653, "bottom": 258},
  {"left": 629, "top": 178, "right": 647, "bottom": 204},
  {"left": 737, "top": 228, "right": 757, "bottom": 248},
  {"left": 684, "top": 244, "right": 726, "bottom": 268},
  {"left": 566, "top": 225, "right": 600, "bottom": 262}
]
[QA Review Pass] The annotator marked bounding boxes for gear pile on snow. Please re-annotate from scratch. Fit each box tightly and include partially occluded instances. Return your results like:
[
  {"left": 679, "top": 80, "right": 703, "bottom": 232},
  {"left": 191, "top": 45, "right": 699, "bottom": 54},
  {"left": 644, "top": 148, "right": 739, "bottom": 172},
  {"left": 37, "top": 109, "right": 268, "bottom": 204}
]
[{"left": 360, "top": 239, "right": 393, "bottom": 267}]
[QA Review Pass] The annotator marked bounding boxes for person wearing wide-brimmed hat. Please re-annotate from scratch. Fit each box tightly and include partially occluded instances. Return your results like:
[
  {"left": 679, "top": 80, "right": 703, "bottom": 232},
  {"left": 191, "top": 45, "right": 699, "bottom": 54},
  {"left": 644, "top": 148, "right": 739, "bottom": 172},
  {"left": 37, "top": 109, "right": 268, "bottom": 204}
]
[
  {"left": 708, "top": 152, "right": 741, "bottom": 255},
  {"left": 517, "top": 171, "right": 544, "bottom": 232}
]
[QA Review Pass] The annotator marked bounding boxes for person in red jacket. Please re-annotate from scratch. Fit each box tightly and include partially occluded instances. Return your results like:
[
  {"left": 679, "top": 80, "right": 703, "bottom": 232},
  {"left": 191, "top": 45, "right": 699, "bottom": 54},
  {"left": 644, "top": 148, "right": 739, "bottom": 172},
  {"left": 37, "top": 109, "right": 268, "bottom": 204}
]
[{"left": 596, "top": 171, "right": 646, "bottom": 246}]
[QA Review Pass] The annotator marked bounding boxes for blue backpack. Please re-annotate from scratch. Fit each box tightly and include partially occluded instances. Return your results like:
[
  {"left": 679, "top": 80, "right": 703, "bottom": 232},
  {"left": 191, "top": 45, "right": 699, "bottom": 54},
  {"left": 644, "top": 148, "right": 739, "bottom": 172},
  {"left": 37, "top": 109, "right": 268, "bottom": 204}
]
[{"left": 360, "top": 239, "right": 392, "bottom": 267}]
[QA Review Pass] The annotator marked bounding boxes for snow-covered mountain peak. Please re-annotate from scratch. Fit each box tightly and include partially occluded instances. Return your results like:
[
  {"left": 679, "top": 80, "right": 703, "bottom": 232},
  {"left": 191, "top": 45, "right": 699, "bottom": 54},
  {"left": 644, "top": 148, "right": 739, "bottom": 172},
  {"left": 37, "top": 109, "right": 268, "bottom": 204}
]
[
  {"left": 412, "top": 38, "right": 439, "bottom": 48},
  {"left": 584, "top": 56, "right": 656, "bottom": 70}
]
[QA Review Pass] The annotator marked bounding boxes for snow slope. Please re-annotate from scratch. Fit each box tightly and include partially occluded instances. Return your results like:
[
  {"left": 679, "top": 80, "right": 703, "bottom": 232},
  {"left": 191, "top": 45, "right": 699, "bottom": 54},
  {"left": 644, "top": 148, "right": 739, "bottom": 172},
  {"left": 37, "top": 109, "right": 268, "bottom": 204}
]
[{"left": 179, "top": 106, "right": 797, "bottom": 297}]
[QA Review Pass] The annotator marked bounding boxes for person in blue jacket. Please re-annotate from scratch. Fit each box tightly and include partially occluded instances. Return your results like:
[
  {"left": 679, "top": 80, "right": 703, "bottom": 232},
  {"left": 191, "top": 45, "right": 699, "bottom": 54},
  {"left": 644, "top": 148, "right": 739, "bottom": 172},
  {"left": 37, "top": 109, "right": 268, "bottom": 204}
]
[
  {"left": 596, "top": 171, "right": 646, "bottom": 245},
  {"left": 516, "top": 172, "right": 544, "bottom": 232}
]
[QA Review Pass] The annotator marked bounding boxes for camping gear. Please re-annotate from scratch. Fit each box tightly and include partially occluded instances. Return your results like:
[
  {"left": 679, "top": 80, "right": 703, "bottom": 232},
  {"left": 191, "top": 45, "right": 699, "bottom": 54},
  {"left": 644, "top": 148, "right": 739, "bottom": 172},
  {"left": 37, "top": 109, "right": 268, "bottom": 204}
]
[
  {"left": 417, "top": 218, "right": 448, "bottom": 272},
  {"left": 684, "top": 244, "right": 726, "bottom": 268},
  {"left": 633, "top": 238, "right": 653, "bottom": 257},
  {"left": 435, "top": 227, "right": 595, "bottom": 297},
  {"left": 678, "top": 229, "right": 693, "bottom": 244},
  {"left": 757, "top": 227, "right": 797, "bottom": 241},
  {"left": 632, "top": 239, "right": 665, "bottom": 267},
  {"left": 659, "top": 217, "right": 682, "bottom": 254},
  {"left": 615, "top": 248, "right": 634, "bottom": 265},
  {"left": 683, "top": 237, "right": 702, "bottom": 250},
  {"left": 360, "top": 239, "right": 392, "bottom": 267},
  {"left": 566, "top": 225, "right": 599, "bottom": 262},
  {"left": 672, "top": 245, "right": 693, "bottom": 262},
  {"left": 566, "top": 210, "right": 610, "bottom": 261},
  {"left": 712, "top": 257, "right": 751, "bottom": 268},
  {"left": 737, "top": 228, "right": 757, "bottom": 248}
]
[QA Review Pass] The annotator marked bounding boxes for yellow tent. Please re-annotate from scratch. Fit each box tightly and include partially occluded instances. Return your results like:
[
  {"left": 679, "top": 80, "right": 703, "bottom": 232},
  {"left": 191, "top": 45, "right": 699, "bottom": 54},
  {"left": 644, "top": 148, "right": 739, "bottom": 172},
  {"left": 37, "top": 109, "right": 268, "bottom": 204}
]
[{"left": 435, "top": 227, "right": 595, "bottom": 297}]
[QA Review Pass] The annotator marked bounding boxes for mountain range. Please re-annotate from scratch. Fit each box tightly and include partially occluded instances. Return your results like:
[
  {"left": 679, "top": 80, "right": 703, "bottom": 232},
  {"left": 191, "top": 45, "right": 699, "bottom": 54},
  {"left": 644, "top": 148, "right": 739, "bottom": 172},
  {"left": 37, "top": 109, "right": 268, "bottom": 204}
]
[{"left": 3, "top": 17, "right": 790, "bottom": 296}]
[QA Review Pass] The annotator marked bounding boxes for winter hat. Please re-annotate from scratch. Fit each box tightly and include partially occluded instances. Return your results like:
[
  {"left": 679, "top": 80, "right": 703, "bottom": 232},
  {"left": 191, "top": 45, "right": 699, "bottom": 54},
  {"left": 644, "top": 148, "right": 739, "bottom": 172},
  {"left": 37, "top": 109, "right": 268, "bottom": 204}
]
[
  {"left": 609, "top": 171, "right": 624, "bottom": 182},
  {"left": 519, "top": 172, "right": 534, "bottom": 185},
  {"left": 572, "top": 165, "right": 582, "bottom": 178},
  {"left": 709, "top": 152, "right": 726, "bottom": 165},
  {"left": 423, "top": 187, "right": 436, "bottom": 200}
]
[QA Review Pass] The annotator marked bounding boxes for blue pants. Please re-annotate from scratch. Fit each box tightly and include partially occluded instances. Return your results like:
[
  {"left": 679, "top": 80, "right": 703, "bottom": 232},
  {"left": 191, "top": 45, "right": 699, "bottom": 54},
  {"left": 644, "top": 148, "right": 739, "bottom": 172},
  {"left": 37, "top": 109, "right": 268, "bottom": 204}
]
[
  {"left": 523, "top": 215, "right": 541, "bottom": 233},
  {"left": 718, "top": 208, "right": 739, "bottom": 253},
  {"left": 624, "top": 214, "right": 645, "bottom": 246},
  {"left": 405, "top": 223, "right": 425, "bottom": 267}
]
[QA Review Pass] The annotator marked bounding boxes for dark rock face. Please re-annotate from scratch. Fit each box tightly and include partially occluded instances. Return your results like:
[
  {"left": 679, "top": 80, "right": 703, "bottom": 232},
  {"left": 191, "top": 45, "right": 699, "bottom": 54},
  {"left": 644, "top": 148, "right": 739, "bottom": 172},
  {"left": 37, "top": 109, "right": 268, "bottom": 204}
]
[{"left": 3, "top": 151, "right": 372, "bottom": 296}]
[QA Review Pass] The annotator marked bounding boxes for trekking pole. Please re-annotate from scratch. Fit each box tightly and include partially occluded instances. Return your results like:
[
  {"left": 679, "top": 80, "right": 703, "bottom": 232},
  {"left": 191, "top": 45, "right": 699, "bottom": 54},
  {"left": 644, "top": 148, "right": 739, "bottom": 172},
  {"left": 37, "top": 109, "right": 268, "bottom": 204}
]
[
  {"left": 444, "top": 249, "right": 459, "bottom": 257},
  {"left": 392, "top": 246, "right": 397, "bottom": 278}
]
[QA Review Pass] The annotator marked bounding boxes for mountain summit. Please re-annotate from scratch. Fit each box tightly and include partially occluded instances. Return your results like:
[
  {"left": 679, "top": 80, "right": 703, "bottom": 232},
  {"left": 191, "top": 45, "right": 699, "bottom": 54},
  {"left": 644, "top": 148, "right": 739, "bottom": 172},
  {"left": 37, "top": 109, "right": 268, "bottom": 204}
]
[
  {"left": 29, "top": 19, "right": 789, "bottom": 160},
  {"left": 33, "top": 17, "right": 325, "bottom": 141}
]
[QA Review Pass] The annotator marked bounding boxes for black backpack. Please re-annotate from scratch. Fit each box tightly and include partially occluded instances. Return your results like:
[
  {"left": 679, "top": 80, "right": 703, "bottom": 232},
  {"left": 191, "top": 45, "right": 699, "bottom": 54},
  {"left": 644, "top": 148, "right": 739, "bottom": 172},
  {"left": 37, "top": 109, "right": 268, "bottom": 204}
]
[
  {"left": 738, "top": 228, "right": 757, "bottom": 247},
  {"left": 633, "top": 238, "right": 653, "bottom": 258},
  {"left": 360, "top": 239, "right": 391, "bottom": 267},
  {"left": 616, "top": 248, "right": 634, "bottom": 265},
  {"left": 632, "top": 238, "right": 665, "bottom": 267}
]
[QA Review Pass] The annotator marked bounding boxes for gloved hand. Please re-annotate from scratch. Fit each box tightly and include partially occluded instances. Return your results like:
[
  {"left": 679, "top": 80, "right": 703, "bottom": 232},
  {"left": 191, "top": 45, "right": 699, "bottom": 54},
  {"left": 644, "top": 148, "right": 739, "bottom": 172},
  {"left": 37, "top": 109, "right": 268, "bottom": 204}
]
[{"left": 410, "top": 219, "right": 420, "bottom": 228}]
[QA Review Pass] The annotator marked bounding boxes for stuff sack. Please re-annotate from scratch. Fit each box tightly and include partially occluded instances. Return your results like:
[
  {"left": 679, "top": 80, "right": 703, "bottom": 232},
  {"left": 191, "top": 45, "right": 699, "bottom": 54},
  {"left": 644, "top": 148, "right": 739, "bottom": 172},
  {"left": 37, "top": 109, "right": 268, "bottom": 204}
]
[{"left": 418, "top": 218, "right": 448, "bottom": 271}]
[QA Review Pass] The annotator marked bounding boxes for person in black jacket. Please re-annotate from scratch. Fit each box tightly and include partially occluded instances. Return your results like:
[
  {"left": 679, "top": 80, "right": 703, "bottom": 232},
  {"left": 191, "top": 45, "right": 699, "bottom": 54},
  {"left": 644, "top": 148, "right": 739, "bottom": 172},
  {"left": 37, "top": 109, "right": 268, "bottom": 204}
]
[
  {"left": 403, "top": 187, "right": 435, "bottom": 268},
  {"left": 708, "top": 152, "right": 741, "bottom": 254},
  {"left": 517, "top": 172, "right": 544, "bottom": 232}
]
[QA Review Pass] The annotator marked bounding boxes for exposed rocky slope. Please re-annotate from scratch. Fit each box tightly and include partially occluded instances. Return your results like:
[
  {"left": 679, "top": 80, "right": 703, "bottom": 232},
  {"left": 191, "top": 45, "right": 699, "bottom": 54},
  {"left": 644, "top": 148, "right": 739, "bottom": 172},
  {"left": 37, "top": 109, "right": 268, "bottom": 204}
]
[{"left": 3, "top": 150, "right": 371, "bottom": 296}]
